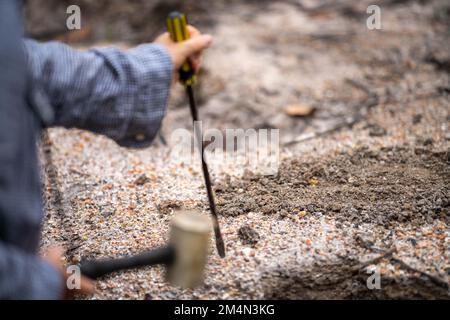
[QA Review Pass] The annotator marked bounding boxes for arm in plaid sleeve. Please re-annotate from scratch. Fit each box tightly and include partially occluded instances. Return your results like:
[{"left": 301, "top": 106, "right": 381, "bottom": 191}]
[
  {"left": 24, "top": 40, "right": 173, "bottom": 148},
  {"left": 0, "top": 244, "right": 63, "bottom": 299}
]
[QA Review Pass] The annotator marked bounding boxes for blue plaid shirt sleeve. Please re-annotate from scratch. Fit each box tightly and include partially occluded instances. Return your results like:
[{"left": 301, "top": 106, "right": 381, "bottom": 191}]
[
  {"left": 24, "top": 39, "right": 173, "bottom": 148},
  {"left": 0, "top": 243, "right": 63, "bottom": 300}
]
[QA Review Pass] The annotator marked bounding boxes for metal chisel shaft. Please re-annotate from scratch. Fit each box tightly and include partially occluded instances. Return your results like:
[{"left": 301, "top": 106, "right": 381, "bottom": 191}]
[{"left": 187, "top": 86, "right": 225, "bottom": 258}]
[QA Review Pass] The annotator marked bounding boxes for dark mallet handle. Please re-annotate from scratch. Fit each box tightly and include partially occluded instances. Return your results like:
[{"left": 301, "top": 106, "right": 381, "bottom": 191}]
[{"left": 79, "top": 247, "right": 175, "bottom": 279}]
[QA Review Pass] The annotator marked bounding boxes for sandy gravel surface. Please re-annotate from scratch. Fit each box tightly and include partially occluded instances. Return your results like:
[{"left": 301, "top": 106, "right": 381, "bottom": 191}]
[{"left": 39, "top": 0, "right": 449, "bottom": 299}]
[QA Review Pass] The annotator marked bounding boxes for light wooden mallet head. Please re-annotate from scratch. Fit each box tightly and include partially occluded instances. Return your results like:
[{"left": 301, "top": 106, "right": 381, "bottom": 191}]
[{"left": 166, "top": 211, "right": 211, "bottom": 288}]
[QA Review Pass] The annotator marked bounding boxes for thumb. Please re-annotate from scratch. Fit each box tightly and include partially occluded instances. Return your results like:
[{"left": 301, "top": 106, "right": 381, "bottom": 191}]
[{"left": 180, "top": 34, "right": 213, "bottom": 57}]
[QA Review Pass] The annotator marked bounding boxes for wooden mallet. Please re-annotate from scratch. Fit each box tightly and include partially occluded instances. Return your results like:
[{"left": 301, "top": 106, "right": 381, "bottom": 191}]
[{"left": 79, "top": 211, "right": 211, "bottom": 288}]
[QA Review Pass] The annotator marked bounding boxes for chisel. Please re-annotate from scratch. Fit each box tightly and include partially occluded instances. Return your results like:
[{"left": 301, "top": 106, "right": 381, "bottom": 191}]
[{"left": 166, "top": 11, "right": 226, "bottom": 258}]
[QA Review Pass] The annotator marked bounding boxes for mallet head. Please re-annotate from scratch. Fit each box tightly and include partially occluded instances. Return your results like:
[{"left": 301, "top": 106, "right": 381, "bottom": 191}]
[{"left": 166, "top": 211, "right": 211, "bottom": 288}]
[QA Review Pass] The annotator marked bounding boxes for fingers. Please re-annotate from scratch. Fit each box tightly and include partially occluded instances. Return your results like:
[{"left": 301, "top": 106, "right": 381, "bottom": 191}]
[
  {"left": 187, "top": 25, "right": 200, "bottom": 38},
  {"left": 64, "top": 275, "right": 95, "bottom": 299},
  {"left": 180, "top": 34, "right": 213, "bottom": 58},
  {"left": 154, "top": 24, "right": 211, "bottom": 76},
  {"left": 65, "top": 276, "right": 95, "bottom": 298},
  {"left": 185, "top": 26, "right": 209, "bottom": 73},
  {"left": 79, "top": 276, "right": 96, "bottom": 295},
  {"left": 43, "top": 246, "right": 95, "bottom": 298},
  {"left": 172, "top": 71, "right": 180, "bottom": 85},
  {"left": 155, "top": 32, "right": 171, "bottom": 44},
  {"left": 43, "top": 246, "right": 65, "bottom": 273},
  {"left": 189, "top": 55, "right": 203, "bottom": 73}
]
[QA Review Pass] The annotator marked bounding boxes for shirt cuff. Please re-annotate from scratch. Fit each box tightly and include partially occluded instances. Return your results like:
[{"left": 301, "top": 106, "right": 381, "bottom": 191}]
[
  {"left": 28, "top": 259, "right": 64, "bottom": 300},
  {"left": 115, "top": 43, "right": 173, "bottom": 148}
]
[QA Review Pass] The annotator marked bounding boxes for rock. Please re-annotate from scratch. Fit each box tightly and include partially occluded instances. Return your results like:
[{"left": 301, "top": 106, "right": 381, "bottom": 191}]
[
  {"left": 423, "top": 138, "right": 434, "bottom": 146},
  {"left": 445, "top": 132, "right": 450, "bottom": 140},
  {"left": 407, "top": 237, "right": 417, "bottom": 246},
  {"left": 298, "top": 210, "right": 307, "bottom": 218},
  {"left": 368, "top": 124, "right": 387, "bottom": 137},
  {"left": 238, "top": 225, "right": 260, "bottom": 246},
  {"left": 144, "top": 293, "right": 152, "bottom": 300},
  {"left": 102, "top": 210, "right": 115, "bottom": 218},
  {"left": 412, "top": 114, "right": 422, "bottom": 124},
  {"left": 242, "top": 247, "right": 254, "bottom": 257},
  {"left": 417, "top": 137, "right": 434, "bottom": 146},
  {"left": 156, "top": 200, "right": 183, "bottom": 215},
  {"left": 134, "top": 174, "right": 150, "bottom": 186}
]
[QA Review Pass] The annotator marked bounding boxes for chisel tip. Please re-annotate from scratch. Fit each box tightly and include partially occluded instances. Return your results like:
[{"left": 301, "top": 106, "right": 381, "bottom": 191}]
[{"left": 216, "top": 237, "right": 226, "bottom": 258}]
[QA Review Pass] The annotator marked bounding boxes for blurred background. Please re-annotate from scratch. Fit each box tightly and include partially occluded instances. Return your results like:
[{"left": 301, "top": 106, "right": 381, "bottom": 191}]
[
  {"left": 25, "top": 0, "right": 225, "bottom": 43},
  {"left": 24, "top": 0, "right": 450, "bottom": 145}
]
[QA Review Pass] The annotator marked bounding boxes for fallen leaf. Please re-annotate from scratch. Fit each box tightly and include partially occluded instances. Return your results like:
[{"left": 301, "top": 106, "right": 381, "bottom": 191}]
[{"left": 284, "top": 104, "right": 316, "bottom": 117}]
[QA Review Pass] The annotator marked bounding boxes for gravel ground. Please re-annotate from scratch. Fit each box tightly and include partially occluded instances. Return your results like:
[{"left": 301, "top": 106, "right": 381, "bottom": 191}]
[{"left": 39, "top": 0, "right": 449, "bottom": 299}]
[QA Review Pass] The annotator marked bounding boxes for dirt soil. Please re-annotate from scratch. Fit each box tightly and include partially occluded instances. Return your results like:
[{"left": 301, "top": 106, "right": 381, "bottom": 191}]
[
  {"left": 217, "top": 146, "right": 449, "bottom": 227},
  {"left": 35, "top": 0, "right": 450, "bottom": 299},
  {"left": 217, "top": 145, "right": 449, "bottom": 299}
]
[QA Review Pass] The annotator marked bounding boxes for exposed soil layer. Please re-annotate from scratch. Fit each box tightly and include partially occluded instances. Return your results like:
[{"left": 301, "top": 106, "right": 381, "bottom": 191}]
[
  {"left": 216, "top": 145, "right": 449, "bottom": 227},
  {"left": 216, "top": 145, "right": 449, "bottom": 299},
  {"left": 262, "top": 256, "right": 450, "bottom": 299}
]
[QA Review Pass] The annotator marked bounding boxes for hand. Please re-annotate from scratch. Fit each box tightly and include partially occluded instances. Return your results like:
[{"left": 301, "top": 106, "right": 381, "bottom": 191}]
[
  {"left": 43, "top": 246, "right": 95, "bottom": 299},
  {"left": 154, "top": 25, "right": 213, "bottom": 81}
]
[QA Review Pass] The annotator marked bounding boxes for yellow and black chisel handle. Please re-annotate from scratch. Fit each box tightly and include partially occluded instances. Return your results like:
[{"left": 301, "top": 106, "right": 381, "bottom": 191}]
[{"left": 166, "top": 11, "right": 196, "bottom": 86}]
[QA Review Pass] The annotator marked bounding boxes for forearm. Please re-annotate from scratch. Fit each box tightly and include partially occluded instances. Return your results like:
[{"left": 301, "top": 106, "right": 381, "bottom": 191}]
[
  {"left": 24, "top": 39, "right": 173, "bottom": 148},
  {"left": 0, "top": 243, "right": 63, "bottom": 299}
]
